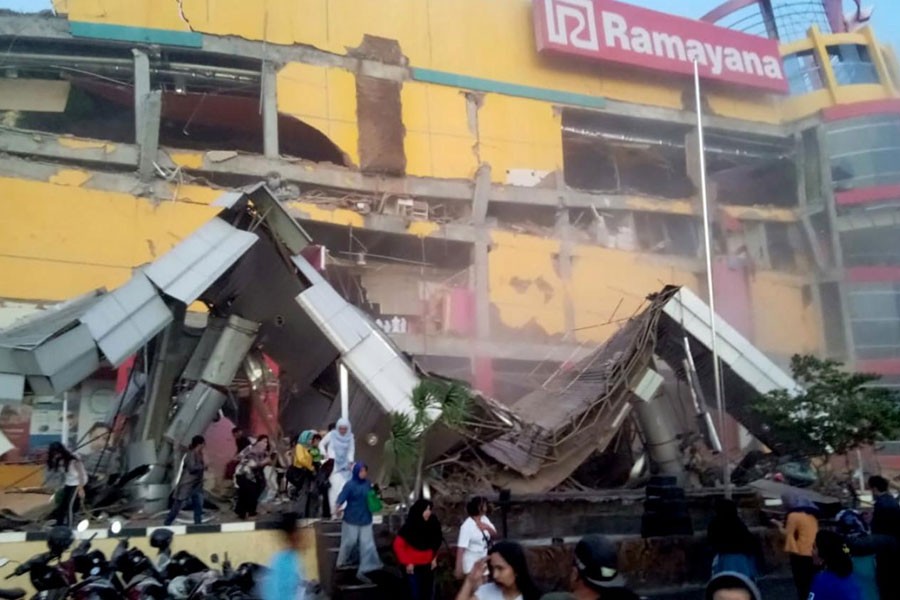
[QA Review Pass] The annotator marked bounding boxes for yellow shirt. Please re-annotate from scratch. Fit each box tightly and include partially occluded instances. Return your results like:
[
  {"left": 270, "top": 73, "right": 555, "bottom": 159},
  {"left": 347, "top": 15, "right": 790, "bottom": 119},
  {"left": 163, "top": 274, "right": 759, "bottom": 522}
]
[
  {"left": 784, "top": 512, "right": 818, "bottom": 556},
  {"left": 293, "top": 445, "right": 314, "bottom": 471}
]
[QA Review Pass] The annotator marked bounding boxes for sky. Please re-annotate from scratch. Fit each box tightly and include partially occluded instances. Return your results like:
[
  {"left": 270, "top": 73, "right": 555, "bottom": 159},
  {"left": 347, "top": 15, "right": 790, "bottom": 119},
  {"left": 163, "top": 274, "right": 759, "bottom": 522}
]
[{"left": 0, "top": 0, "right": 897, "bottom": 48}]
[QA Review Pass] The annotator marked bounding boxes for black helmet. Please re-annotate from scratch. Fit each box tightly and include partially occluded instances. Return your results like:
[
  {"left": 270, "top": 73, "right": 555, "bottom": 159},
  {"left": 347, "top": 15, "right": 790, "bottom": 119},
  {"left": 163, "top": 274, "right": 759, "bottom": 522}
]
[
  {"left": 149, "top": 528, "right": 174, "bottom": 551},
  {"left": 47, "top": 526, "right": 74, "bottom": 556}
]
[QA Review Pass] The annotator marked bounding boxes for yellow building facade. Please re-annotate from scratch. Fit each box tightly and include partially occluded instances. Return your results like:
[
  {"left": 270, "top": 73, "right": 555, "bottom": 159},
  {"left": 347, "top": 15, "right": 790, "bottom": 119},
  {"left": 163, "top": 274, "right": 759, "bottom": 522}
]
[{"left": 2, "top": 0, "right": 899, "bottom": 398}]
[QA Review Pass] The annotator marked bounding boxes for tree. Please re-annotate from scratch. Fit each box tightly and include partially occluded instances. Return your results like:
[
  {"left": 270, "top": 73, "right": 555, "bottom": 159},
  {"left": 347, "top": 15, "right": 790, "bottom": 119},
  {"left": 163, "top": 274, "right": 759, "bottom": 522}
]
[
  {"left": 384, "top": 378, "right": 472, "bottom": 500},
  {"left": 751, "top": 354, "right": 900, "bottom": 462}
]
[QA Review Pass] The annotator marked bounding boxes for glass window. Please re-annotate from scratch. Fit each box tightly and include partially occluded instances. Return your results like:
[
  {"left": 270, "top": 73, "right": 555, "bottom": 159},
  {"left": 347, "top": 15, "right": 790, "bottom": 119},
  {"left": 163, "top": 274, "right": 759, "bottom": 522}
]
[
  {"left": 849, "top": 282, "right": 900, "bottom": 359},
  {"left": 827, "top": 114, "right": 900, "bottom": 191},
  {"left": 828, "top": 44, "right": 880, "bottom": 86},
  {"left": 784, "top": 51, "right": 824, "bottom": 95}
]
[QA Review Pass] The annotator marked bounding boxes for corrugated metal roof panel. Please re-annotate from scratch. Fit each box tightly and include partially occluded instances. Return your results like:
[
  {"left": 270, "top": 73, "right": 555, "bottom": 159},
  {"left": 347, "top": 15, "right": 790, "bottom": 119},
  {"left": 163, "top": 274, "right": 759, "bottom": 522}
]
[
  {"left": 143, "top": 217, "right": 258, "bottom": 304},
  {"left": 81, "top": 273, "right": 172, "bottom": 367},
  {"left": 292, "top": 255, "right": 419, "bottom": 417},
  {"left": 0, "top": 290, "right": 104, "bottom": 351},
  {"left": 662, "top": 287, "right": 799, "bottom": 395}
]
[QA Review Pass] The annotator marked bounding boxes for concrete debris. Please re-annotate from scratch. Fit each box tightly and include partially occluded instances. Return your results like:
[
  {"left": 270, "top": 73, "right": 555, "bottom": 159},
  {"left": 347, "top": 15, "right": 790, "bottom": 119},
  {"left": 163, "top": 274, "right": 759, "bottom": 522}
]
[
  {"left": 207, "top": 150, "right": 239, "bottom": 162},
  {"left": 451, "top": 285, "right": 798, "bottom": 495}
]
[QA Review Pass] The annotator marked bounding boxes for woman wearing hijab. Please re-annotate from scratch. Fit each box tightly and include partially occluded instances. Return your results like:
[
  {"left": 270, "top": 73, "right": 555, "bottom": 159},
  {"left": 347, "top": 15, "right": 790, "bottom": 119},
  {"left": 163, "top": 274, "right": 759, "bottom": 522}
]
[
  {"left": 234, "top": 435, "right": 271, "bottom": 519},
  {"left": 707, "top": 498, "right": 760, "bottom": 580},
  {"left": 455, "top": 540, "right": 542, "bottom": 600},
  {"left": 288, "top": 430, "right": 322, "bottom": 518},
  {"left": 394, "top": 499, "right": 444, "bottom": 600},
  {"left": 772, "top": 493, "right": 819, "bottom": 600},
  {"left": 336, "top": 462, "right": 383, "bottom": 584},
  {"left": 809, "top": 530, "right": 863, "bottom": 600},
  {"left": 322, "top": 418, "right": 355, "bottom": 515}
]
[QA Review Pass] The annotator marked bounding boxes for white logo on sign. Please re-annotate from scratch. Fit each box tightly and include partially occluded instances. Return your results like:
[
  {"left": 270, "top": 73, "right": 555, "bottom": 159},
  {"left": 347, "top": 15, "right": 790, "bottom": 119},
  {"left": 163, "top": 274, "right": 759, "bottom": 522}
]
[{"left": 544, "top": 0, "right": 600, "bottom": 51}]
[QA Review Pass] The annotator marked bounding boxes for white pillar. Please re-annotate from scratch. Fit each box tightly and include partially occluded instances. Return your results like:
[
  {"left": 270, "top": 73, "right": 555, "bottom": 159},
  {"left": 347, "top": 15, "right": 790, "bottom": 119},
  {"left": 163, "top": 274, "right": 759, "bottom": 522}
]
[{"left": 339, "top": 363, "right": 349, "bottom": 420}]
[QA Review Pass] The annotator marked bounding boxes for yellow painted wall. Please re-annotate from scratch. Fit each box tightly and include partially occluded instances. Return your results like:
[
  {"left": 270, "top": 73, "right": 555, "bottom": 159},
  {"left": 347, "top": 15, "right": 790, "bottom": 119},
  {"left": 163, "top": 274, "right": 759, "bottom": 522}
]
[
  {"left": 478, "top": 94, "right": 563, "bottom": 183},
  {"left": 488, "top": 231, "right": 567, "bottom": 336},
  {"left": 750, "top": 272, "right": 821, "bottom": 356},
  {"left": 569, "top": 247, "right": 697, "bottom": 344},
  {"left": 277, "top": 62, "right": 360, "bottom": 165},
  {"left": 0, "top": 176, "right": 219, "bottom": 301},
  {"left": 0, "top": 528, "right": 317, "bottom": 594},
  {"left": 56, "top": 0, "right": 779, "bottom": 124},
  {"left": 402, "top": 81, "right": 478, "bottom": 180}
]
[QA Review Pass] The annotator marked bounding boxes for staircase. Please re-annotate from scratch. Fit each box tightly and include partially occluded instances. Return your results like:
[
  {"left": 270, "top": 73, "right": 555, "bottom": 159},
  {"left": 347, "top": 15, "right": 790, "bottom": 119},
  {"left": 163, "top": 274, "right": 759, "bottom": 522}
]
[{"left": 315, "top": 519, "right": 396, "bottom": 599}]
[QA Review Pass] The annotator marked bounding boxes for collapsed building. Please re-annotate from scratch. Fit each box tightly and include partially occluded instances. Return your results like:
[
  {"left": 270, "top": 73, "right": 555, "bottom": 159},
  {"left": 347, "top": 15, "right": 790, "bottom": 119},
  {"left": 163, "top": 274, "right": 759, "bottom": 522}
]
[
  {"left": 0, "top": 186, "right": 798, "bottom": 509},
  {"left": 0, "top": 0, "right": 899, "bottom": 493}
]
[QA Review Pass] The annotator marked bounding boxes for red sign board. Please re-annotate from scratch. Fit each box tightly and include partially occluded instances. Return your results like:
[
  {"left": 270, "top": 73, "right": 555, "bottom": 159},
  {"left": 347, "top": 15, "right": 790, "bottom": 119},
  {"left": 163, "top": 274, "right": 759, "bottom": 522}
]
[{"left": 533, "top": 0, "right": 789, "bottom": 94}]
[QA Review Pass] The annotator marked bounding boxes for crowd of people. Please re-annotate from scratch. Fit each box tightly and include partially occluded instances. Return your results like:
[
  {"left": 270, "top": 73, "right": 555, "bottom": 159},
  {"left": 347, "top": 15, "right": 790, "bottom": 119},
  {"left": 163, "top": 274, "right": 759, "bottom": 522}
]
[
  {"left": 704, "top": 475, "right": 900, "bottom": 600},
  {"left": 41, "top": 421, "right": 900, "bottom": 600}
]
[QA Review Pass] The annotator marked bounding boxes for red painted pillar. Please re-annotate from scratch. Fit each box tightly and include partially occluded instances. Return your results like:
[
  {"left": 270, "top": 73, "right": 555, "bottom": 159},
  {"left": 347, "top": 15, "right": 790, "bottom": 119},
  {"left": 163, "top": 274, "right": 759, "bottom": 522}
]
[{"left": 250, "top": 356, "right": 281, "bottom": 438}]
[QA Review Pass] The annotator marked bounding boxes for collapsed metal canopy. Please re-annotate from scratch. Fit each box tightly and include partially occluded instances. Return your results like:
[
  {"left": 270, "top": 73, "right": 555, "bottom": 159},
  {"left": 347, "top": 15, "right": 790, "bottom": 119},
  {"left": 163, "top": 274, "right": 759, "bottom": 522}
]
[
  {"left": 478, "top": 285, "right": 800, "bottom": 494},
  {"left": 0, "top": 184, "right": 423, "bottom": 423}
]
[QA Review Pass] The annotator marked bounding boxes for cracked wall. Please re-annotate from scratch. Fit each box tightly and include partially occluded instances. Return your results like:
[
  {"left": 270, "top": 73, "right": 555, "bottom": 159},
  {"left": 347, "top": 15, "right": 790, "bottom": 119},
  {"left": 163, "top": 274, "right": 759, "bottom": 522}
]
[
  {"left": 0, "top": 174, "right": 218, "bottom": 301},
  {"left": 54, "top": 0, "right": 782, "bottom": 125},
  {"left": 276, "top": 62, "right": 360, "bottom": 165}
]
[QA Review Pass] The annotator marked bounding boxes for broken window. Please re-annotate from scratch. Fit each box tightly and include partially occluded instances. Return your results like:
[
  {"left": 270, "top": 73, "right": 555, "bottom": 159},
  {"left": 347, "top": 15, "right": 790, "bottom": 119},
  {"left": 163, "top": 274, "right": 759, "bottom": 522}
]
[
  {"left": 784, "top": 50, "right": 824, "bottom": 95},
  {"left": 765, "top": 222, "right": 798, "bottom": 271},
  {"left": 561, "top": 110, "right": 694, "bottom": 199},
  {"left": 561, "top": 110, "right": 795, "bottom": 207},
  {"left": 0, "top": 40, "right": 346, "bottom": 164},
  {"left": 828, "top": 44, "right": 879, "bottom": 86},
  {"left": 634, "top": 213, "right": 699, "bottom": 257},
  {"left": 704, "top": 131, "right": 797, "bottom": 207}
]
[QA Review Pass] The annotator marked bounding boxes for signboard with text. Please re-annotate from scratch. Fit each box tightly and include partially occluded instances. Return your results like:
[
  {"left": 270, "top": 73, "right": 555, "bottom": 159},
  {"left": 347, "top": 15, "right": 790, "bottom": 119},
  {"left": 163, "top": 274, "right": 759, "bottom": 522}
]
[{"left": 534, "top": 0, "right": 789, "bottom": 94}]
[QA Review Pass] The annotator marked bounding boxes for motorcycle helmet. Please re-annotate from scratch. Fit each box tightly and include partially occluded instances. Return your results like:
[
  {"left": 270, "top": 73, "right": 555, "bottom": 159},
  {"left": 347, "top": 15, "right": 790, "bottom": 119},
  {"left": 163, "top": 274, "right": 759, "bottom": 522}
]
[
  {"left": 167, "top": 575, "right": 191, "bottom": 599},
  {"left": 47, "top": 526, "right": 74, "bottom": 556},
  {"left": 149, "top": 528, "right": 174, "bottom": 552}
]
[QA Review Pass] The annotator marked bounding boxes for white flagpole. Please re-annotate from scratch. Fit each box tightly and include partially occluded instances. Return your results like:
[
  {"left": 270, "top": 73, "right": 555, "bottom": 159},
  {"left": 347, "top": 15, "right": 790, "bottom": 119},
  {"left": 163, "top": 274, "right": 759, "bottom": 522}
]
[{"left": 693, "top": 59, "right": 730, "bottom": 498}]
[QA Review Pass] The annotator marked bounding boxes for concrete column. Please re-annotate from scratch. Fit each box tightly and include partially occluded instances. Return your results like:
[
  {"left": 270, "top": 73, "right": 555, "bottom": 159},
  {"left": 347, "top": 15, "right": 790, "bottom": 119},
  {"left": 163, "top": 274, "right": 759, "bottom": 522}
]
[
  {"left": 555, "top": 206, "right": 576, "bottom": 336},
  {"left": 132, "top": 49, "right": 149, "bottom": 143},
  {"left": 815, "top": 125, "right": 856, "bottom": 361},
  {"left": 471, "top": 229, "right": 492, "bottom": 395},
  {"left": 262, "top": 61, "right": 280, "bottom": 158},
  {"left": 471, "top": 164, "right": 492, "bottom": 225},
  {"left": 632, "top": 368, "right": 684, "bottom": 480},
  {"left": 137, "top": 91, "right": 161, "bottom": 181}
]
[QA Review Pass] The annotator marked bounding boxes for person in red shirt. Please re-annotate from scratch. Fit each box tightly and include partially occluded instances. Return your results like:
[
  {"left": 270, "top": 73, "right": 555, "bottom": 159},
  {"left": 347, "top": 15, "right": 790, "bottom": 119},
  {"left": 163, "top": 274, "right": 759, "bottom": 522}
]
[{"left": 394, "top": 499, "right": 444, "bottom": 600}]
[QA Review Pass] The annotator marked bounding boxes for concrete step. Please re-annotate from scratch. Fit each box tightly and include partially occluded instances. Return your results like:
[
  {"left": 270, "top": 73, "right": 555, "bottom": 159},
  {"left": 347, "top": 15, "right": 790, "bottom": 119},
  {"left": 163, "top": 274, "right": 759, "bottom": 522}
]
[{"left": 334, "top": 582, "right": 379, "bottom": 600}]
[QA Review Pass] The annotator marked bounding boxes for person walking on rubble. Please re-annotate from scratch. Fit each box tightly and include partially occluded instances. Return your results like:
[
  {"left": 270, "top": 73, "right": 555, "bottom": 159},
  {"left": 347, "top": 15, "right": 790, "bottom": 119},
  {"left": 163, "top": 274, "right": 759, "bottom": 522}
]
[
  {"left": 321, "top": 418, "right": 355, "bottom": 515},
  {"left": 165, "top": 435, "right": 207, "bottom": 526},
  {"left": 540, "top": 534, "right": 639, "bottom": 600},
  {"left": 47, "top": 441, "right": 87, "bottom": 527},
  {"left": 335, "top": 462, "right": 383, "bottom": 584},
  {"left": 394, "top": 498, "right": 444, "bottom": 600},
  {"left": 456, "top": 496, "right": 498, "bottom": 579}
]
